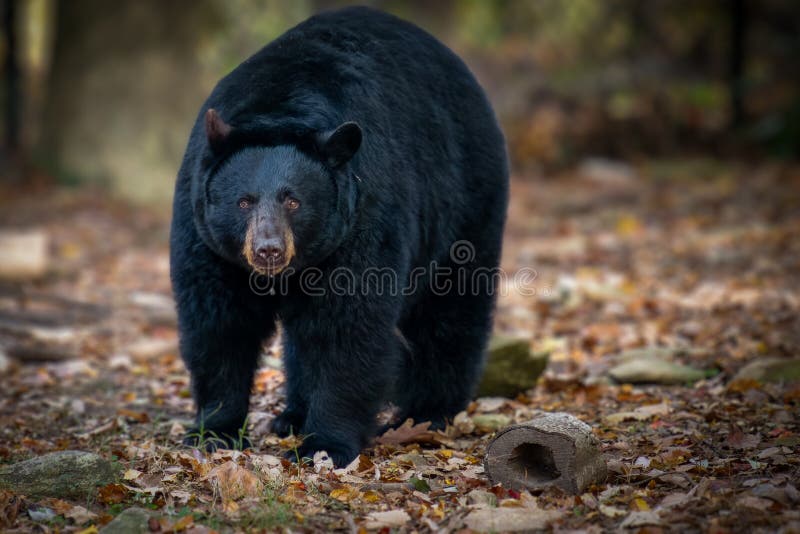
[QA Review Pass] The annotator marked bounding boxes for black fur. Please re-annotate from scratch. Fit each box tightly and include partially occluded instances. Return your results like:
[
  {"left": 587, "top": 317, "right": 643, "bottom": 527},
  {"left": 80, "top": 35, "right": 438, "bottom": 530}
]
[{"left": 170, "top": 6, "right": 508, "bottom": 466}]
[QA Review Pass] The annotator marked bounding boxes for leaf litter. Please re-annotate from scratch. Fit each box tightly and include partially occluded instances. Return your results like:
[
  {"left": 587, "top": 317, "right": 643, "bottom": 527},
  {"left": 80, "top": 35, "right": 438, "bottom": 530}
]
[{"left": 0, "top": 164, "right": 799, "bottom": 531}]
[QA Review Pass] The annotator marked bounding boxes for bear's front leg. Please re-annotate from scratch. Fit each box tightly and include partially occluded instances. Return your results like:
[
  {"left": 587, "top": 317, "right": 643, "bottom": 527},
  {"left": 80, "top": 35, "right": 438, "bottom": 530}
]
[
  {"left": 270, "top": 339, "right": 309, "bottom": 437},
  {"left": 180, "top": 317, "right": 270, "bottom": 450},
  {"left": 282, "top": 299, "right": 399, "bottom": 467},
  {"left": 172, "top": 244, "right": 275, "bottom": 450}
]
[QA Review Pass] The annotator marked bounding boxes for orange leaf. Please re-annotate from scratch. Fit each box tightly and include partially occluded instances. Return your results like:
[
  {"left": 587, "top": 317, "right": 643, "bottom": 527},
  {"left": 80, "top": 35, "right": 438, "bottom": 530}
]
[
  {"left": 207, "top": 461, "right": 262, "bottom": 502},
  {"left": 330, "top": 487, "right": 360, "bottom": 503},
  {"left": 116, "top": 409, "right": 150, "bottom": 423},
  {"left": 97, "top": 483, "right": 128, "bottom": 504},
  {"left": 171, "top": 514, "right": 194, "bottom": 532}
]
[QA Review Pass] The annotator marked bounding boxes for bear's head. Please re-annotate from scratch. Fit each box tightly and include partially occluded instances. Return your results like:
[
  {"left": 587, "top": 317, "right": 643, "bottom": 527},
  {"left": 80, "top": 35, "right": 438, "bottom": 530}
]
[{"left": 198, "top": 109, "right": 361, "bottom": 275}]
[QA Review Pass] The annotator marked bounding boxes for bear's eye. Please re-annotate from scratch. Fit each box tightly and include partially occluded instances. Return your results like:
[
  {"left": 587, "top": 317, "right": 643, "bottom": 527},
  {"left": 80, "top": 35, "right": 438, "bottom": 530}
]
[
  {"left": 286, "top": 198, "right": 300, "bottom": 210},
  {"left": 238, "top": 198, "right": 251, "bottom": 210}
]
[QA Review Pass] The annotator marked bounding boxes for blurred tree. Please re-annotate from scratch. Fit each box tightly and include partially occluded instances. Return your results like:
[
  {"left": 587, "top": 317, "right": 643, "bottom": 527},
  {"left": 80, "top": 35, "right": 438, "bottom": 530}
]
[
  {"left": 1, "top": 0, "right": 20, "bottom": 181},
  {"left": 1, "top": 0, "right": 796, "bottom": 194},
  {"left": 39, "top": 0, "right": 224, "bottom": 199}
]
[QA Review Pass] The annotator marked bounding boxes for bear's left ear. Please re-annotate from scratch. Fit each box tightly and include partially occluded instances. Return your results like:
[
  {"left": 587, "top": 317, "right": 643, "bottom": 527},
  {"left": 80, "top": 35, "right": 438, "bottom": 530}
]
[{"left": 316, "top": 122, "right": 362, "bottom": 168}]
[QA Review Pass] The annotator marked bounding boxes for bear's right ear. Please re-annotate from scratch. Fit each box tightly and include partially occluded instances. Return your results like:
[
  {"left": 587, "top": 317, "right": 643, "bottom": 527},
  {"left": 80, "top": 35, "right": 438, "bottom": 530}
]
[{"left": 205, "top": 109, "right": 232, "bottom": 152}]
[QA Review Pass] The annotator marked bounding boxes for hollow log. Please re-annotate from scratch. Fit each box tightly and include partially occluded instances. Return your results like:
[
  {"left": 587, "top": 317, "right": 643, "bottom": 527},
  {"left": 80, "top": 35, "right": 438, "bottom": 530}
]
[{"left": 484, "top": 412, "right": 607, "bottom": 494}]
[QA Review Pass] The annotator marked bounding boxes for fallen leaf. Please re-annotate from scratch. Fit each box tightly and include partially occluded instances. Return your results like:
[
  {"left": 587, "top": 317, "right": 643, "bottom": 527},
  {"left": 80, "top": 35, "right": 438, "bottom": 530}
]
[
  {"left": 728, "top": 427, "right": 761, "bottom": 450},
  {"left": 123, "top": 469, "right": 142, "bottom": 481},
  {"left": 64, "top": 505, "right": 97, "bottom": 525},
  {"left": 362, "top": 490, "right": 381, "bottom": 503},
  {"left": 329, "top": 487, "right": 360, "bottom": 503},
  {"left": 599, "top": 504, "right": 627, "bottom": 517},
  {"left": 207, "top": 461, "right": 262, "bottom": 502},
  {"left": 0, "top": 492, "right": 21, "bottom": 528},
  {"left": 376, "top": 419, "right": 450, "bottom": 446},
  {"left": 659, "top": 492, "right": 689, "bottom": 508},
  {"left": 169, "top": 421, "right": 186, "bottom": 438},
  {"left": 170, "top": 490, "right": 193, "bottom": 505},
  {"left": 171, "top": 514, "right": 194, "bottom": 532},
  {"left": 97, "top": 483, "right": 128, "bottom": 505},
  {"left": 737, "top": 495, "right": 773, "bottom": 510},
  {"left": 116, "top": 408, "right": 150, "bottom": 423},
  {"left": 409, "top": 477, "right": 431, "bottom": 493}
]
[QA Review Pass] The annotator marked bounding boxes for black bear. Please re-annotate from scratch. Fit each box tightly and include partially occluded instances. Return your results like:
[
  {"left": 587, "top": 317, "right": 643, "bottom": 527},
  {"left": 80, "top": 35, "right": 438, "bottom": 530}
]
[{"left": 170, "top": 6, "right": 508, "bottom": 466}]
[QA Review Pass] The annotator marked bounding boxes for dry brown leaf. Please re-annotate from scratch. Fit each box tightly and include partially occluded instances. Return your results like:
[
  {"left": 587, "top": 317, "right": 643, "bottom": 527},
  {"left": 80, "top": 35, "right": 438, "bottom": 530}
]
[
  {"left": 170, "top": 513, "right": 195, "bottom": 532},
  {"left": 355, "top": 454, "right": 375, "bottom": 475},
  {"left": 207, "top": 461, "right": 262, "bottom": 502},
  {"left": 97, "top": 483, "right": 129, "bottom": 504},
  {"left": 736, "top": 495, "right": 773, "bottom": 510},
  {"left": 376, "top": 419, "right": 452, "bottom": 446},
  {"left": 116, "top": 408, "right": 150, "bottom": 423},
  {"left": 0, "top": 491, "right": 21, "bottom": 528},
  {"left": 123, "top": 469, "right": 142, "bottom": 481},
  {"left": 169, "top": 421, "right": 186, "bottom": 438},
  {"left": 728, "top": 427, "right": 761, "bottom": 449},
  {"left": 377, "top": 419, "right": 432, "bottom": 445},
  {"left": 64, "top": 505, "right": 97, "bottom": 525}
]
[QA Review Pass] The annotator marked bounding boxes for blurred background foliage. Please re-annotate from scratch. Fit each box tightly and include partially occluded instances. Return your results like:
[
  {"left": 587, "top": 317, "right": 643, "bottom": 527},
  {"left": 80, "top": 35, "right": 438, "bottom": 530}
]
[{"left": 0, "top": 0, "right": 798, "bottom": 202}]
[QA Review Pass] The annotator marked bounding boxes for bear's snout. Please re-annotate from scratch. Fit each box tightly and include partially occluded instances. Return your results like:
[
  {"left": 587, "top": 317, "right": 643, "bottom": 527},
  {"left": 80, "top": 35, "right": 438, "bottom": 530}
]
[
  {"left": 242, "top": 210, "right": 296, "bottom": 274},
  {"left": 244, "top": 222, "right": 295, "bottom": 275},
  {"left": 254, "top": 237, "right": 285, "bottom": 265}
]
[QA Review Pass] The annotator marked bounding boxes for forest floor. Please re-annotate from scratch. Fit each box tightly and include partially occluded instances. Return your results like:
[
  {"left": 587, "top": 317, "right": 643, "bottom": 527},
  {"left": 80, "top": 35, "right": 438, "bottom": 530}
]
[{"left": 0, "top": 159, "right": 799, "bottom": 533}]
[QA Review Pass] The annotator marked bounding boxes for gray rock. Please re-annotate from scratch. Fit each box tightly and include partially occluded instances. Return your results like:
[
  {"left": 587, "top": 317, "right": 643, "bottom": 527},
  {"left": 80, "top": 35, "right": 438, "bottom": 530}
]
[
  {"left": 100, "top": 507, "right": 156, "bottom": 534},
  {"left": 464, "top": 505, "right": 561, "bottom": 532},
  {"left": 472, "top": 413, "right": 512, "bottom": 433},
  {"left": 732, "top": 357, "right": 800, "bottom": 384},
  {"left": 0, "top": 450, "right": 119, "bottom": 499},
  {"left": 614, "top": 347, "right": 698, "bottom": 362},
  {"left": 477, "top": 336, "right": 549, "bottom": 398},
  {"left": 609, "top": 357, "right": 705, "bottom": 385}
]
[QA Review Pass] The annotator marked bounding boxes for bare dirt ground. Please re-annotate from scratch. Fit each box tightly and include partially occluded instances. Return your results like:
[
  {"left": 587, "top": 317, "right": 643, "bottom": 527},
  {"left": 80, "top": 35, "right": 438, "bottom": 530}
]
[{"left": 1, "top": 160, "right": 799, "bottom": 532}]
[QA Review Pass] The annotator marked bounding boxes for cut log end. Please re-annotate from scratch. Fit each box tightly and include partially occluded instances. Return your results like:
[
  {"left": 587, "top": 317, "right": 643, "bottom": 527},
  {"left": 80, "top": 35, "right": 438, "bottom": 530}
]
[{"left": 484, "top": 412, "right": 607, "bottom": 494}]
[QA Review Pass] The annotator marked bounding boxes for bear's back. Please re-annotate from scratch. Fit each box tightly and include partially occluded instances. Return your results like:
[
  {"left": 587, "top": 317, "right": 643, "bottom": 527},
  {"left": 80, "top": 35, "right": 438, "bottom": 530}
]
[
  {"left": 206, "top": 6, "right": 501, "bottom": 161},
  {"left": 186, "top": 7, "right": 507, "bottom": 266}
]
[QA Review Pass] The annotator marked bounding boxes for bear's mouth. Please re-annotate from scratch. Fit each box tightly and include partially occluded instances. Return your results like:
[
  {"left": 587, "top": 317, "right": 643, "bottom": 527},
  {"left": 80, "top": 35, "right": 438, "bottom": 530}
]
[{"left": 250, "top": 257, "right": 291, "bottom": 276}]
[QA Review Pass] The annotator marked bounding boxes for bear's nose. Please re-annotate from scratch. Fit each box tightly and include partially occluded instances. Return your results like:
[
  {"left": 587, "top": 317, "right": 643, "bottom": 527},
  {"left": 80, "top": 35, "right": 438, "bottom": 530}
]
[{"left": 255, "top": 239, "right": 285, "bottom": 263}]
